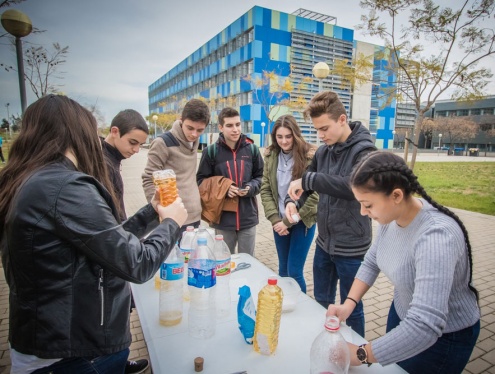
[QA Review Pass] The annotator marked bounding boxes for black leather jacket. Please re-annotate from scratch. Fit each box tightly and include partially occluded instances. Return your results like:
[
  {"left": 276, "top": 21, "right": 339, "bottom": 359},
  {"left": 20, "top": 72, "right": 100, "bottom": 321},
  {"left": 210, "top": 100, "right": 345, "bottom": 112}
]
[{"left": 1, "top": 158, "right": 180, "bottom": 358}]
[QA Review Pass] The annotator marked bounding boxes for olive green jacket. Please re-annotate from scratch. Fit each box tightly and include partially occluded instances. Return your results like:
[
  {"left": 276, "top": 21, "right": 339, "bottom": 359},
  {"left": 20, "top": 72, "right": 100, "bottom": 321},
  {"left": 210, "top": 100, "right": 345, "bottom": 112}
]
[{"left": 261, "top": 146, "right": 318, "bottom": 229}]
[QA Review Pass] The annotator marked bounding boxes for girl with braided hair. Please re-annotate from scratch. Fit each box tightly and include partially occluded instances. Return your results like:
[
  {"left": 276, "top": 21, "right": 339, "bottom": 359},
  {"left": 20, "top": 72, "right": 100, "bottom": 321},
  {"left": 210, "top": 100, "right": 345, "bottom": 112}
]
[{"left": 327, "top": 151, "right": 480, "bottom": 373}]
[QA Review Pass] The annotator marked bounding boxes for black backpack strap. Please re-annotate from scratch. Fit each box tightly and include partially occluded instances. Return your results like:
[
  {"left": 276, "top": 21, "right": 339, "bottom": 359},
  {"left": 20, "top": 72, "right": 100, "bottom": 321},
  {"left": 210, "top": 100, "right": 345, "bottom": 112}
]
[{"left": 159, "top": 132, "right": 180, "bottom": 147}]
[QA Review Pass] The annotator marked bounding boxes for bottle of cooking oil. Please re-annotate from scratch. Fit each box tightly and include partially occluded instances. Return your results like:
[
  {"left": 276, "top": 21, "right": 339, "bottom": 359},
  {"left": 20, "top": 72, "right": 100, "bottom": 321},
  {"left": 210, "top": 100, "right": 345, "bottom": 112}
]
[{"left": 253, "top": 276, "right": 284, "bottom": 355}]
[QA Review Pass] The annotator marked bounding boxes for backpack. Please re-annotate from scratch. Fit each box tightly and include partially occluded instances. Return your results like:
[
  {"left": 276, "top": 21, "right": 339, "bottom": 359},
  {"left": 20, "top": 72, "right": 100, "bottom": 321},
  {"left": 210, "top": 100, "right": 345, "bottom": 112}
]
[{"left": 206, "top": 142, "right": 259, "bottom": 166}]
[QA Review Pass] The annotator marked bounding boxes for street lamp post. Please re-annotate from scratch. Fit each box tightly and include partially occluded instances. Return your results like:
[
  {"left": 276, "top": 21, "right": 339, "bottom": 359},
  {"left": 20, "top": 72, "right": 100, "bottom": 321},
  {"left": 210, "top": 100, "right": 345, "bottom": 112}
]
[
  {"left": 312, "top": 62, "right": 330, "bottom": 146},
  {"left": 261, "top": 122, "right": 266, "bottom": 148},
  {"left": 1, "top": 9, "right": 33, "bottom": 114},
  {"left": 5, "top": 103, "right": 10, "bottom": 139},
  {"left": 152, "top": 115, "right": 158, "bottom": 139},
  {"left": 437, "top": 133, "right": 443, "bottom": 156}
]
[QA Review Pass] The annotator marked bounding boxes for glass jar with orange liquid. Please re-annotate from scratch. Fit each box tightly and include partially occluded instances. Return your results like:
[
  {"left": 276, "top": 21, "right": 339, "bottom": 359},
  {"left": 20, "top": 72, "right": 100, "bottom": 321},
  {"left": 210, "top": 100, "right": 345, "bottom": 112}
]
[{"left": 152, "top": 169, "right": 178, "bottom": 207}]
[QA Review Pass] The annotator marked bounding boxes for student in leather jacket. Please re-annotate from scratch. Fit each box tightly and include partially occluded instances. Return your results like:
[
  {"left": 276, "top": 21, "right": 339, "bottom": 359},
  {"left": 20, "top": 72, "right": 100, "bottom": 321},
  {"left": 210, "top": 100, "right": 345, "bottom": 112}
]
[{"left": 0, "top": 95, "right": 188, "bottom": 374}]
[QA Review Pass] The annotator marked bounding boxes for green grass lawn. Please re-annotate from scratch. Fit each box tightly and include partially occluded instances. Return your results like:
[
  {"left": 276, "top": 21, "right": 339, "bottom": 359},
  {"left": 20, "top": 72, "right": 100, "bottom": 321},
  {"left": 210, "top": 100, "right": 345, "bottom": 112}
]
[{"left": 414, "top": 162, "right": 495, "bottom": 216}]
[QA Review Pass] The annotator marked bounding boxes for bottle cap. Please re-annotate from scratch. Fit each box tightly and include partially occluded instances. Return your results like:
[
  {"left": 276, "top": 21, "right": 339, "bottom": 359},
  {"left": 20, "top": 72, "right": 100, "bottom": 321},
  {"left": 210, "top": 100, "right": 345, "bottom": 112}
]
[
  {"left": 215, "top": 234, "right": 224, "bottom": 240},
  {"left": 194, "top": 356, "right": 204, "bottom": 372},
  {"left": 324, "top": 315, "right": 341, "bottom": 331},
  {"left": 267, "top": 276, "right": 278, "bottom": 285},
  {"left": 197, "top": 238, "right": 207, "bottom": 245},
  {"left": 186, "top": 226, "right": 194, "bottom": 231}
]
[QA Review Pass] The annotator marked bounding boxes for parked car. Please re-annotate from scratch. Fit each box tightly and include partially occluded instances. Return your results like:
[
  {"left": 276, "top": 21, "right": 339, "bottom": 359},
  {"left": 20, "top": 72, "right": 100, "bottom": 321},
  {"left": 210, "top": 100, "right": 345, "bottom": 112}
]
[{"left": 435, "top": 146, "right": 449, "bottom": 150}]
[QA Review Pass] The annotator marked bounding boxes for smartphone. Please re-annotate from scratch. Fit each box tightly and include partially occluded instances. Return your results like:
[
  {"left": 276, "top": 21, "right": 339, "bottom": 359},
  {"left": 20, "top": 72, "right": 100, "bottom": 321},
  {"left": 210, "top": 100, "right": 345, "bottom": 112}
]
[{"left": 239, "top": 187, "right": 249, "bottom": 192}]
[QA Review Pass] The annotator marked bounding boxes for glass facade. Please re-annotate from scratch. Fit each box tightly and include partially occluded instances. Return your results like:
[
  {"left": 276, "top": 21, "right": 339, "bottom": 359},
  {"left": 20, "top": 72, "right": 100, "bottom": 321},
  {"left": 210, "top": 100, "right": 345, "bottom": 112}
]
[{"left": 148, "top": 6, "right": 397, "bottom": 148}]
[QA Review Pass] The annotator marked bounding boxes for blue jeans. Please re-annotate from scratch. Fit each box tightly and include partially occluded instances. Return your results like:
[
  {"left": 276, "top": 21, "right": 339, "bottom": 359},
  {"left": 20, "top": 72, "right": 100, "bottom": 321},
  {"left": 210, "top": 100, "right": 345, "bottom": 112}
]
[
  {"left": 273, "top": 221, "right": 316, "bottom": 293},
  {"left": 313, "top": 245, "right": 365, "bottom": 337},
  {"left": 32, "top": 348, "right": 129, "bottom": 374},
  {"left": 387, "top": 301, "right": 479, "bottom": 374}
]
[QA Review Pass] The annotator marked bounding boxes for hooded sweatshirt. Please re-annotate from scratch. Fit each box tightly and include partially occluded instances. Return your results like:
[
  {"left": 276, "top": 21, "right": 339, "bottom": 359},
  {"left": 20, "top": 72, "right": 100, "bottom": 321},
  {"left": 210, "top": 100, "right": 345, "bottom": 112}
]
[{"left": 298, "top": 121, "right": 376, "bottom": 257}]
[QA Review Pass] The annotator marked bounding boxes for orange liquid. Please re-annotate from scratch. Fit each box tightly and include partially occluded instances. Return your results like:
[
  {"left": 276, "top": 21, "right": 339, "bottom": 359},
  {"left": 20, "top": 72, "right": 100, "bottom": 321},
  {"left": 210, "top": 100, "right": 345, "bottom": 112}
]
[{"left": 154, "top": 177, "right": 178, "bottom": 207}]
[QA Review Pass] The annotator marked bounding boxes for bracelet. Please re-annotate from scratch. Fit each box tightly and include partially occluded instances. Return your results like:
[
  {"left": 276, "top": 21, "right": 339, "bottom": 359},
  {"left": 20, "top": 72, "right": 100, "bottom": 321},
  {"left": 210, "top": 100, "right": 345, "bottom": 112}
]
[{"left": 346, "top": 297, "right": 359, "bottom": 306}]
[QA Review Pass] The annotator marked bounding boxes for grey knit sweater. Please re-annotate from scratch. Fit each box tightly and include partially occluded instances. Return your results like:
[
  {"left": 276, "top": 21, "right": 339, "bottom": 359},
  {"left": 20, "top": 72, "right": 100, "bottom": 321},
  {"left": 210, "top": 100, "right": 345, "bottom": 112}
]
[{"left": 356, "top": 199, "right": 480, "bottom": 366}]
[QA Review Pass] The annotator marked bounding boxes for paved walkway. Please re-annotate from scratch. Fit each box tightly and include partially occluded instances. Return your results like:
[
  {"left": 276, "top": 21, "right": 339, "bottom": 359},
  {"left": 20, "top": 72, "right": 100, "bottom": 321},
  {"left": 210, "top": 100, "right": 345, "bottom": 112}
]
[{"left": 0, "top": 149, "right": 494, "bottom": 373}]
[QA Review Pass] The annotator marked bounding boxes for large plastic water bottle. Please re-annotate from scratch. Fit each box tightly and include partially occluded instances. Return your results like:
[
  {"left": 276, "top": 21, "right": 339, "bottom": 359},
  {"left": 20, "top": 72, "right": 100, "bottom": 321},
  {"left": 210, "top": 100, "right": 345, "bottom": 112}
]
[
  {"left": 159, "top": 243, "right": 184, "bottom": 326},
  {"left": 188, "top": 237, "right": 216, "bottom": 339},
  {"left": 213, "top": 234, "right": 231, "bottom": 318},
  {"left": 191, "top": 226, "right": 215, "bottom": 251},
  {"left": 180, "top": 226, "right": 196, "bottom": 301},
  {"left": 310, "top": 316, "right": 351, "bottom": 374},
  {"left": 253, "top": 276, "right": 284, "bottom": 355}
]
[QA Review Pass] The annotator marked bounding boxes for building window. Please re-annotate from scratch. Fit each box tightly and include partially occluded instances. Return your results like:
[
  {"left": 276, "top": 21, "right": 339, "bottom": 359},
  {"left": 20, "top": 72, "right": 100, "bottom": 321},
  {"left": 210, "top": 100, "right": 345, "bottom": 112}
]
[
  {"left": 243, "top": 121, "right": 252, "bottom": 133},
  {"left": 470, "top": 108, "right": 481, "bottom": 115},
  {"left": 457, "top": 109, "right": 469, "bottom": 116},
  {"left": 483, "top": 108, "right": 494, "bottom": 115}
]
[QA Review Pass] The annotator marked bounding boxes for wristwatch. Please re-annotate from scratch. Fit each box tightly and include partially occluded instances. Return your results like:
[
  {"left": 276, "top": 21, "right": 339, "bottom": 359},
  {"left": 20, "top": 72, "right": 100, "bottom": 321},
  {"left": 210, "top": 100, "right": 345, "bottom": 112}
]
[{"left": 357, "top": 344, "right": 372, "bottom": 367}]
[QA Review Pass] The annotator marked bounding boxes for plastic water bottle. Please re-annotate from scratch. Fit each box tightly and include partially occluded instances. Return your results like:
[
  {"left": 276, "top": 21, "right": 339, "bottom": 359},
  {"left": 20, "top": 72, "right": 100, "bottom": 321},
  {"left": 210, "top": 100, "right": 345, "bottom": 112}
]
[
  {"left": 192, "top": 226, "right": 215, "bottom": 251},
  {"left": 188, "top": 237, "right": 216, "bottom": 339},
  {"left": 159, "top": 243, "right": 184, "bottom": 326},
  {"left": 310, "top": 316, "right": 351, "bottom": 374},
  {"left": 180, "top": 226, "right": 196, "bottom": 301},
  {"left": 253, "top": 276, "right": 284, "bottom": 355},
  {"left": 213, "top": 234, "right": 231, "bottom": 318}
]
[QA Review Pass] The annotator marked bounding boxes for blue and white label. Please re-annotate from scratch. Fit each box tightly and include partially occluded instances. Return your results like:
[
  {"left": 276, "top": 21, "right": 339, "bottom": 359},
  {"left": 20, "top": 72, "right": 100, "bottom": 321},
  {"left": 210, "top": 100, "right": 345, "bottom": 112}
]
[
  {"left": 160, "top": 262, "right": 184, "bottom": 281},
  {"left": 188, "top": 260, "right": 216, "bottom": 289}
]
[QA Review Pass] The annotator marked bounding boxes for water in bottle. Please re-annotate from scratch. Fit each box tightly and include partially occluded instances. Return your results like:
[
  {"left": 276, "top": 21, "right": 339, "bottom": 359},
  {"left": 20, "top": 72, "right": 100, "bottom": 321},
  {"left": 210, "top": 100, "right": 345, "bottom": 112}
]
[
  {"left": 188, "top": 237, "right": 216, "bottom": 339},
  {"left": 159, "top": 243, "right": 184, "bottom": 326},
  {"left": 213, "top": 234, "right": 231, "bottom": 318},
  {"left": 180, "top": 226, "right": 196, "bottom": 301},
  {"left": 310, "top": 315, "right": 350, "bottom": 374},
  {"left": 253, "top": 276, "right": 284, "bottom": 355}
]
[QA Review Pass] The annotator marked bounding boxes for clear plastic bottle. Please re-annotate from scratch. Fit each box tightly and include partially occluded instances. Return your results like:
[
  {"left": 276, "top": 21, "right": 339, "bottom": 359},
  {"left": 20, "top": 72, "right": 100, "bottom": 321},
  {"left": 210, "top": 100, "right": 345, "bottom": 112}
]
[
  {"left": 253, "top": 276, "right": 284, "bottom": 355},
  {"left": 191, "top": 226, "right": 215, "bottom": 251},
  {"left": 213, "top": 234, "right": 231, "bottom": 318},
  {"left": 159, "top": 243, "right": 184, "bottom": 326},
  {"left": 180, "top": 226, "right": 196, "bottom": 301},
  {"left": 310, "top": 315, "right": 350, "bottom": 374},
  {"left": 188, "top": 237, "right": 216, "bottom": 339}
]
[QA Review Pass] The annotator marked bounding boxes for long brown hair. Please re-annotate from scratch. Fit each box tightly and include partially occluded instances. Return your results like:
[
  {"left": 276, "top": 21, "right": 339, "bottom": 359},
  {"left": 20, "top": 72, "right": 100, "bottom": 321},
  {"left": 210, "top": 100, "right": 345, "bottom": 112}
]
[
  {"left": 0, "top": 95, "right": 118, "bottom": 232},
  {"left": 350, "top": 151, "right": 478, "bottom": 301},
  {"left": 268, "top": 115, "right": 315, "bottom": 180}
]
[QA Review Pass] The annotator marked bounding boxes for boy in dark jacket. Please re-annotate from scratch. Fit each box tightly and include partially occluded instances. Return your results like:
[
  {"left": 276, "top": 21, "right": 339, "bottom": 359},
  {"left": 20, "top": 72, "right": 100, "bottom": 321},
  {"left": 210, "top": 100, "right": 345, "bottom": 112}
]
[
  {"left": 197, "top": 107, "right": 264, "bottom": 255},
  {"left": 287, "top": 91, "right": 376, "bottom": 337},
  {"left": 103, "top": 109, "right": 150, "bottom": 374}
]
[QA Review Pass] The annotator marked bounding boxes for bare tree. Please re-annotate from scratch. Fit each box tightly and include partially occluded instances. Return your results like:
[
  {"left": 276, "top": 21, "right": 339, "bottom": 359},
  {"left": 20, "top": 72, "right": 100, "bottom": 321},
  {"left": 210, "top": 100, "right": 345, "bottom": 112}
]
[
  {"left": 430, "top": 116, "right": 479, "bottom": 150},
  {"left": 359, "top": 0, "right": 495, "bottom": 169},
  {"left": 24, "top": 43, "right": 69, "bottom": 98}
]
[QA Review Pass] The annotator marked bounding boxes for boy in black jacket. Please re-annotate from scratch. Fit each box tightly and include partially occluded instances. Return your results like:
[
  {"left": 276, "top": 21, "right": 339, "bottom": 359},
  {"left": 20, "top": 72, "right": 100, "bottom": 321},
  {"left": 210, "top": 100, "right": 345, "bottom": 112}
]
[
  {"left": 287, "top": 91, "right": 376, "bottom": 337},
  {"left": 197, "top": 107, "right": 264, "bottom": 256}
]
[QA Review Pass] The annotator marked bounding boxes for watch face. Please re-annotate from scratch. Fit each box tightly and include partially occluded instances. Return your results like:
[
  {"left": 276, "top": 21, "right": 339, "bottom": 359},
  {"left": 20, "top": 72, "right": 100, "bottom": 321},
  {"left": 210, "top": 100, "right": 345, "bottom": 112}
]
[{"left": 357, "top": 347, "right": 367, "bottom": 362}]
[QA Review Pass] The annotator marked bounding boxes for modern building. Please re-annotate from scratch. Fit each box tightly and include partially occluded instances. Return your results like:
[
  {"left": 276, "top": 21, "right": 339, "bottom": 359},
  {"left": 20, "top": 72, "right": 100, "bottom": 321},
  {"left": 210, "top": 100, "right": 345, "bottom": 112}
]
[
  {"left": 148, "top": 6, "right": 397, "bottom": 148},
  {"left": 427, "top": 96, "right": 495, "bottom": 153}
]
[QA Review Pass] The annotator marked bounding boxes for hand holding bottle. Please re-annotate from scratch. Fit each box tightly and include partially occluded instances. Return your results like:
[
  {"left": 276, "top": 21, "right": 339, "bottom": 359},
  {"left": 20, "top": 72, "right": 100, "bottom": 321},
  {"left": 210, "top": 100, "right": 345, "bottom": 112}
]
[
  {"left": 153, "top": 192, "right": 187, "bottom": 227},
  {"left": 326, "top": 301, "right": 355, "bottom": 323}
]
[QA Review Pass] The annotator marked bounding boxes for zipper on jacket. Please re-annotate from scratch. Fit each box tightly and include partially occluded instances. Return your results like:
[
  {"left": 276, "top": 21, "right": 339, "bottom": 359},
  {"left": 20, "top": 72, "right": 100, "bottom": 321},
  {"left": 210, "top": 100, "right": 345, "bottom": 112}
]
[
  {"left": 232, "top": 150, "right": 241, "bottom": 230},
  {"left": 98, "top": 269, "right": 105, "bottom": 326}
]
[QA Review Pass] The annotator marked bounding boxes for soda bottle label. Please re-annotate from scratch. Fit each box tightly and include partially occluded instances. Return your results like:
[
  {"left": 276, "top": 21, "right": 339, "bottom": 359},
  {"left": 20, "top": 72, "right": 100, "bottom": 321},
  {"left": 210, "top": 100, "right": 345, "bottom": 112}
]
[
  {"left": 215, "top": 259, "right": 231, "bottom": 276},
  {"left": 181, "top": 248, "right": 192, "bottom": 263},
  {"left": 188, "top": 266, "right": 216, "bottom": 289},
  {"left": 160, "top": 263, "right": 184, "bottom": 281}
]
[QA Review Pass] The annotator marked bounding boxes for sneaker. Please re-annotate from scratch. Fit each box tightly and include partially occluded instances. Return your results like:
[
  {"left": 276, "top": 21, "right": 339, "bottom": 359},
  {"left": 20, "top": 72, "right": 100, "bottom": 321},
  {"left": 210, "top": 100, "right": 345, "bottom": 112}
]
[{"left": 125, "top": 359, "right": 149, "bottom": 374}]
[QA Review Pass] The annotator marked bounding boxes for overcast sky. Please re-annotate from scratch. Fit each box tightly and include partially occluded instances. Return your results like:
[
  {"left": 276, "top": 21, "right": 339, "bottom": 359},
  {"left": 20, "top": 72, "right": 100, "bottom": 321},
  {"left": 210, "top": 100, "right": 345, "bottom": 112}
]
[{"left": 1, "top": 0, "right": 494, "bottom": 125}]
